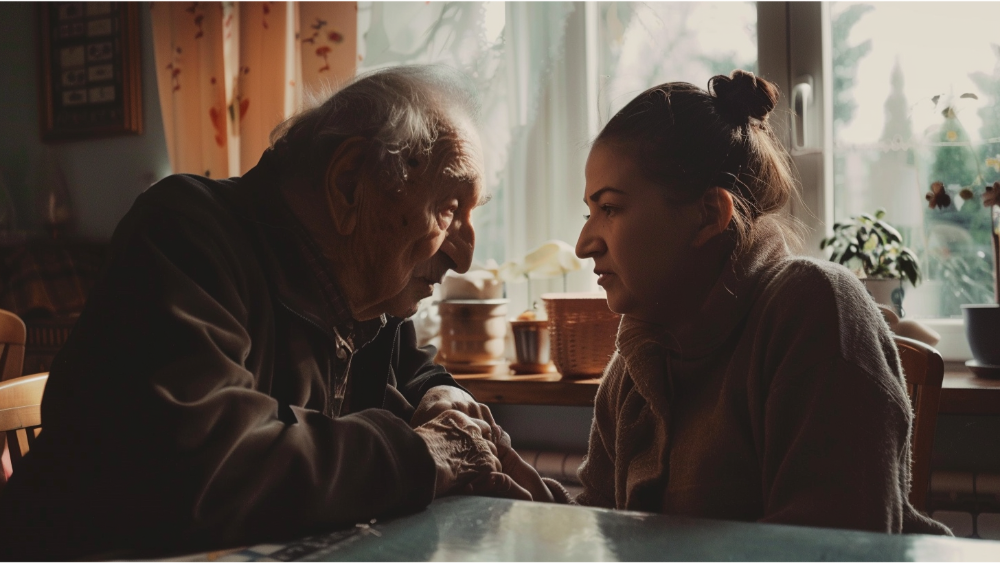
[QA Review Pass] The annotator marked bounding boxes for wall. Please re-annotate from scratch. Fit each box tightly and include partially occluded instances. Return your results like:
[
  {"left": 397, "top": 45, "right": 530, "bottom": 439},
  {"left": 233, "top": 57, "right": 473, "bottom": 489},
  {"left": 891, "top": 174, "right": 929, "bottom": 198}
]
[{"left": 0, "top": 2, "right": 170, "bottom": 241}]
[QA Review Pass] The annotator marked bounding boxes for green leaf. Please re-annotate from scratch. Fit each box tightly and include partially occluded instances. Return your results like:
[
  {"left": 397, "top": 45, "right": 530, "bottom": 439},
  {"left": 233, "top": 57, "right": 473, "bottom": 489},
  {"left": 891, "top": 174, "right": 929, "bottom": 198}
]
[
  {"left": 874, "top": 220, "right": 902, "bottom": 243},
  {"left": 841, "top": 247, "right": 856, "bottom": 264}
]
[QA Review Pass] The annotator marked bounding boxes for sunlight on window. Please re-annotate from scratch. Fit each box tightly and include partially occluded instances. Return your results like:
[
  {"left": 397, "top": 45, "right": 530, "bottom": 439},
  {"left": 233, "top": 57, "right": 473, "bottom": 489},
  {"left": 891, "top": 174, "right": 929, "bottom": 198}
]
[
  {"left": 598, "top": 2, "right": 757, "bottom": 121},
  {"left": 483, "top": 2, "right": 505, "bottom": 46},
  {"left": 831, "top": 2, "right": 1000, "bottom": 318}
]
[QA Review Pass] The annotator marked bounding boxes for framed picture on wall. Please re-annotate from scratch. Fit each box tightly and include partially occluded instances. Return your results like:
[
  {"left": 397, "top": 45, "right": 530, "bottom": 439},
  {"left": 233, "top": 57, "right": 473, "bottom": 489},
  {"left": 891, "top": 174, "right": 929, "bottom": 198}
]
[{"left": 38, "top": 2, "right": 142, "bottom": 142}]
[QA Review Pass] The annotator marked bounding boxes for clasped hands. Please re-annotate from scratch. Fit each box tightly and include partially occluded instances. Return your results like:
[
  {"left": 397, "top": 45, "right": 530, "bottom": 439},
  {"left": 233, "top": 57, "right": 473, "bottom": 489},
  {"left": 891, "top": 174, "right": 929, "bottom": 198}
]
[{"left": 412, "top": 386, "right": 554, "bottom": 502}]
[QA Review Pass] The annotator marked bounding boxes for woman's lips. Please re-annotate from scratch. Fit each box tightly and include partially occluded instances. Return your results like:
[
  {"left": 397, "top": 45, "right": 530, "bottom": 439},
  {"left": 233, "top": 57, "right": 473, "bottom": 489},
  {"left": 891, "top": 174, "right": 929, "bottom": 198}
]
[{"left": 595, "top": 271, "right": 615, "bottom": 286}]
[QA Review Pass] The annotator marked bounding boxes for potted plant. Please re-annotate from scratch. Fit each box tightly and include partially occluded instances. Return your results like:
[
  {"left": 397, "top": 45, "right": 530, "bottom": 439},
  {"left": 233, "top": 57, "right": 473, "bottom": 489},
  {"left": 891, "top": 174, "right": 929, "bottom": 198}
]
[
  {"left": 930, "top": 179, "right": 1000, "bottom": 374},
  {"left": 820, "top": 208, "right": 921, "bottom": 316}
]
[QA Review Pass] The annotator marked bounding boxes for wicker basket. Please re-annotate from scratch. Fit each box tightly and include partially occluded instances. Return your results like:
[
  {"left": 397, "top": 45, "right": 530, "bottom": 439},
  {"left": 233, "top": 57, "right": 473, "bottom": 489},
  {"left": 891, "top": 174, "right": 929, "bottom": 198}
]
[{"left": 542, "top": 293, "right": 621, "bottom": 378}]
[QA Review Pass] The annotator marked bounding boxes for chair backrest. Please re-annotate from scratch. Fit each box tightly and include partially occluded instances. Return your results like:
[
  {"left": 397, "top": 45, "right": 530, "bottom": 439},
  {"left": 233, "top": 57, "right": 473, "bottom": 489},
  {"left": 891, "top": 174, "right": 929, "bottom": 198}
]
[
  {"left": 894, "top": 335, "right": 944, "bottom": 513},
  {"left": 0, "top": 373, "right": 48, "bottom": 475},
  {"left": 0, "top": 309, "right": 26, "bottom": 381}
]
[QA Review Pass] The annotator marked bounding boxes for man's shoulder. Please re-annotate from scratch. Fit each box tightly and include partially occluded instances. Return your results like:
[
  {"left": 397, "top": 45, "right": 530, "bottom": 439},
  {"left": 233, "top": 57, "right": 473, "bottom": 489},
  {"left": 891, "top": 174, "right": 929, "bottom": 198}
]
[
  {"left": 134, "top": 174, "right": 244, "bottom": 220},
  {"left": 113, "top": 173, "right": 260, "bottom": 245}
]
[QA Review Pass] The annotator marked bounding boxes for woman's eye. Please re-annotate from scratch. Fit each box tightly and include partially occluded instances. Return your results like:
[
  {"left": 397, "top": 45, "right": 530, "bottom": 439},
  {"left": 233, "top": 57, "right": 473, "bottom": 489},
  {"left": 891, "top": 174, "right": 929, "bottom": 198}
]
[{"left": 584, "top": 204, "right": 618, "bottom": 220}]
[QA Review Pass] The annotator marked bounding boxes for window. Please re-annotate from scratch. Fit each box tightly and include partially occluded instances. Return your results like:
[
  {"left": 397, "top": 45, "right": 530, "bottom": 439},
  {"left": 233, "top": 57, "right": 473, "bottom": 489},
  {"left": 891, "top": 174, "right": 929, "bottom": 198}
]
[
  {"left": 830, "top": 2, "right": 1000, "bottom": 320},
  {"left": 357, "top": 2, "right": 996, "bottom": 351},
  {"left": 598, "top": 2, "right": 757, "bottom": 119},
  {"left": 769, "top": 2, "right": 1000, "bottom": 359}
]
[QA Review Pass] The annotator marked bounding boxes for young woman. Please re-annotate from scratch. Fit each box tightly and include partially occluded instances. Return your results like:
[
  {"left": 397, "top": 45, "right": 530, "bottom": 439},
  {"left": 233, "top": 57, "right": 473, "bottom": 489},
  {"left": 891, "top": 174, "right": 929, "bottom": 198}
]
[{"left": 573, "top": 70, "right": 949, "bottom": 535}]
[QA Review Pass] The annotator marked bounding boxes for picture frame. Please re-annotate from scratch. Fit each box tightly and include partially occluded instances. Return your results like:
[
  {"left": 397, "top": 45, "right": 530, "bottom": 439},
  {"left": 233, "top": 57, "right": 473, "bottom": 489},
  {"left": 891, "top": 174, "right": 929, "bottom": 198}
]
[{"left": 38, "top": 2, "right": 142, "bottom": 142}]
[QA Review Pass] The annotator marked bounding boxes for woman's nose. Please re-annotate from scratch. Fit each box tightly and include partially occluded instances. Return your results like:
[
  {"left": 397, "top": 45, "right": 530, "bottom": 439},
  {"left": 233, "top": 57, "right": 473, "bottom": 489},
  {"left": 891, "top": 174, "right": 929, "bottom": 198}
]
[{"left": 576, "top": 220, "right": 604, "bottom": 259}]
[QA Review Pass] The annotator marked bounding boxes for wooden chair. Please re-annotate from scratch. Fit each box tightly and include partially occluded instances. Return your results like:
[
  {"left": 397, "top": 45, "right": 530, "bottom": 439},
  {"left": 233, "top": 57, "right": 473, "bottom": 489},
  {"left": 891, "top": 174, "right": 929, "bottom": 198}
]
[
  {"left": 0, "top": 373, "right": 48, "bottom": 476},
  {"left": 895, "top": 335, "right": 944, "bottom": 513},
  {"left": 0, "top": 309, "right": 26, "bottom": 381}
]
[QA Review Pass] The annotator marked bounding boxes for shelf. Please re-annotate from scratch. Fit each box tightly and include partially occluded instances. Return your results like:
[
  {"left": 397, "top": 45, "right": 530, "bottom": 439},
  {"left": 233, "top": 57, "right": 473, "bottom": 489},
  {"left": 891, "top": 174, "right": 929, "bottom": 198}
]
[
  {"left": 940, "top": 363, "right": 1000, "bottom": 416},
  {"left": 454, "top": 373, "right": 599, "bottom": 406},
  {"left": 457, "top": 364, "right": 1000, "bottom": 415}
]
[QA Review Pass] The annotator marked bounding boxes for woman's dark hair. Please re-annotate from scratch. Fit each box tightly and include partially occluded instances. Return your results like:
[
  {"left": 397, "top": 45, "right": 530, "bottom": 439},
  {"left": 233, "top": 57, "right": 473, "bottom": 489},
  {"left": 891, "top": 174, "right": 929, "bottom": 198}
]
[{"left": 595, "top": 69, "right": 802, "bottom": 253}]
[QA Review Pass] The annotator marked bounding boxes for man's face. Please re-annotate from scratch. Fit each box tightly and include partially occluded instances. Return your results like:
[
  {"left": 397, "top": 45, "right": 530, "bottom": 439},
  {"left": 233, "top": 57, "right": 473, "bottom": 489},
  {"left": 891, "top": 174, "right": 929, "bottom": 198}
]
[{"left": 353, "top": 118, "right": 486, "bottom": 319}]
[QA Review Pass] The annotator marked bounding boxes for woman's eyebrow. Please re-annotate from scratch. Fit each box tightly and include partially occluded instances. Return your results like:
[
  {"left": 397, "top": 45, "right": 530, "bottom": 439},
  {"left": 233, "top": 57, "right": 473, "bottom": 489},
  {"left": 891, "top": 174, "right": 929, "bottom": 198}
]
[{"left": 586, "top": 186, "right": 627, "bottom": 204}]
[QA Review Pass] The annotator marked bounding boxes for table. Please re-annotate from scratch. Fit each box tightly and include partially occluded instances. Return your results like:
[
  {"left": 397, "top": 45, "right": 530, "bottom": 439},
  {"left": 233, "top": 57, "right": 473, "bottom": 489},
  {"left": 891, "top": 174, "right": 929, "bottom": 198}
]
[
  {"left": 170, "top": 497, "right": 1000, "bottom": 561},
  {"left": 457, "top": 364, "right": 1000, "bottom": 415}
]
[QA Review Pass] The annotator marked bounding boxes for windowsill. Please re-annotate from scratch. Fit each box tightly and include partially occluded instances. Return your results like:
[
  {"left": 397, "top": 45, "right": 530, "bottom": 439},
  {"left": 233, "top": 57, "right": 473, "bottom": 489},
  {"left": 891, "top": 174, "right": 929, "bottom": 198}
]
[
  {"left": 911, "top": 318, "right": 971, "bottom": 362},
  {"left": 459, "top": 362, "right": 1000, "bottom": 415}
]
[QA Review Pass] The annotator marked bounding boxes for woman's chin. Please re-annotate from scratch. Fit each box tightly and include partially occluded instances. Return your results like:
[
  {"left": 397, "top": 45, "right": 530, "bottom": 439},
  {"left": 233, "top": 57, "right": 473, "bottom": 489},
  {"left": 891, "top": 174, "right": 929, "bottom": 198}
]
[{"left": 604, "top": 292, "right": 632, "bottom": 316}]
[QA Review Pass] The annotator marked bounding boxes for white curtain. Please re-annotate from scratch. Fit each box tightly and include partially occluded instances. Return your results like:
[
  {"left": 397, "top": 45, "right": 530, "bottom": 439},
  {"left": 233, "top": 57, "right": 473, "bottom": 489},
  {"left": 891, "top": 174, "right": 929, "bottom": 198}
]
[{"left": 357, "top": 2, "right": 575, "bottom": 267}]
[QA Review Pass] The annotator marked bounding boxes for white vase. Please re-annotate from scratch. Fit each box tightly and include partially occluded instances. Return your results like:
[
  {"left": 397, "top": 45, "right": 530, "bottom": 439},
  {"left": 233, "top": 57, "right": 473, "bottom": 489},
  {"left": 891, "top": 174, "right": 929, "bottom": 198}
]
[{"left": 862, "top": 278, "right": 906, "bottom": 317}]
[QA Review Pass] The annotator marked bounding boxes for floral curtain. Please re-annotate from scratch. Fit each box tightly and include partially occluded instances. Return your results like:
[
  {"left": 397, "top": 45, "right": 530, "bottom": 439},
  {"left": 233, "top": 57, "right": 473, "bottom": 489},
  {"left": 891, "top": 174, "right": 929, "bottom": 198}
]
[{"left": 151, "top": 2, "right": 357, "bottom": 178}]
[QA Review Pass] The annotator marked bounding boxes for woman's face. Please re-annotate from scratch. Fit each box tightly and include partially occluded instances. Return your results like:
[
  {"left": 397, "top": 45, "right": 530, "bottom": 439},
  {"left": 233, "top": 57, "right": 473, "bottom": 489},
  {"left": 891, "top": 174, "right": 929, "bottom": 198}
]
[{"left": 576, "top": 143, "right": 705, "bottom": 322}]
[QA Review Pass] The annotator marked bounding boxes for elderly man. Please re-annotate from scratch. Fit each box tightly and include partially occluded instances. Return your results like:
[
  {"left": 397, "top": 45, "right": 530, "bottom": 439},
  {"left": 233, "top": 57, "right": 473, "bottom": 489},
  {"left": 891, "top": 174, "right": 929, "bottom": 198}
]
[{"left": 0, "top": 66, "right": 558, "bottom": 559}]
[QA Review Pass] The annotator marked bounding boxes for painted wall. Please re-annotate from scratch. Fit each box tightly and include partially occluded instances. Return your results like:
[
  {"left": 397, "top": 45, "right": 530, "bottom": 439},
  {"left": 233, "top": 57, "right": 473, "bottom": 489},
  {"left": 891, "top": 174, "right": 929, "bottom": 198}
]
[{"left": 0, "top": 2, "right": 170, "bottom": 241}]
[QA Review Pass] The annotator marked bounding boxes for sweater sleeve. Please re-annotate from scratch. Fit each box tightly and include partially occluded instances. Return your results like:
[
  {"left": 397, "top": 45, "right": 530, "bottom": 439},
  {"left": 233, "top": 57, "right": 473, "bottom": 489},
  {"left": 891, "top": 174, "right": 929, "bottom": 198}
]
[
  {"left": 575, "top": 355, "right": 622, "bottom": 508},
  {"left": 37, "top": 191, "right": 437, "bottom": 549},
  {"left": 759, "top": 356, "right": 914, "bottom": 532},
  {"left": 754, "top": 263, "right": 948, "bottom": 534}
]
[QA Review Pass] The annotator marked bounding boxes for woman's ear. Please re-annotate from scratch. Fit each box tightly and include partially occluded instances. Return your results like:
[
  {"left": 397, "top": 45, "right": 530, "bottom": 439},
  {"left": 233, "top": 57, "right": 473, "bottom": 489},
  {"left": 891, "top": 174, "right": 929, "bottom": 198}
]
[
  {"left": 692, "top": 187, "right": 734, "bottom": 248},
  {"left": 324, "top": 137, "right": 369, "bottom": 236}
]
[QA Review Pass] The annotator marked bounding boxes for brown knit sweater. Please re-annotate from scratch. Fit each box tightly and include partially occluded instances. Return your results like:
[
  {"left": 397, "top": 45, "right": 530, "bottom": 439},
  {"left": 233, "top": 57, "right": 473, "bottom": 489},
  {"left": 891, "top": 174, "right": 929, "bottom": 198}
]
[{"left": 576, "top": 225, "right": 951, "bottom": 535}]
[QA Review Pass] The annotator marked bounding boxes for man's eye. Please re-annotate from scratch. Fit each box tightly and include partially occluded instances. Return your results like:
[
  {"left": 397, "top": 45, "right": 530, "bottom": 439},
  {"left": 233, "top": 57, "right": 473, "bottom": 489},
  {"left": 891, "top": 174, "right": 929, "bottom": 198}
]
[
  {"left": 583, "top": 214, "right": 591, "bottom": 220},
  {"left": 438, "top": 204, "right": 457, "bottom": 229}
]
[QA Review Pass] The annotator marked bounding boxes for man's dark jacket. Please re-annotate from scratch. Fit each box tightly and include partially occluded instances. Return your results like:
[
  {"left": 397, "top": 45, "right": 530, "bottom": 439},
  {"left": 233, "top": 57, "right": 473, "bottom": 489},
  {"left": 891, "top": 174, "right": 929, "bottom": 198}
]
[{"left": 0, "top": 156, "right": 459, "bottom": 558}]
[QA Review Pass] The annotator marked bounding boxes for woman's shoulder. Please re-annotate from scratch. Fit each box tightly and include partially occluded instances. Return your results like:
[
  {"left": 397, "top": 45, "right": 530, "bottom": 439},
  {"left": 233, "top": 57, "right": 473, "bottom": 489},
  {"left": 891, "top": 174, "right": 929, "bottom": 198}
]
[
  {"left": 758, "top": 255, "right": 872, "bottom": 313},
  {"left": 752, "top": 255, "right": 892, "bottom": 362}
]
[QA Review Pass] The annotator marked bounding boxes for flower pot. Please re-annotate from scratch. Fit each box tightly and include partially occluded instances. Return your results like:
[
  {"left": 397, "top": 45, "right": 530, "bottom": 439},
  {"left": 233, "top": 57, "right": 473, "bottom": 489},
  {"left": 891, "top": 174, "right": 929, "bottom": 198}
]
[
  {"left": 862, "top": 278, "right": 905, "bottom": 317},
  {"left": 962, "top": 304, "right": 1000, "bottom": 378},
  {"left": 542, "top": 293, "right": 620, "bottom": 379},
  {"left": 509, "top": 319, "right": 556, "bottom": 374},
  {"left": 438, "top": 299, "right": 508, "bottom": 373}
]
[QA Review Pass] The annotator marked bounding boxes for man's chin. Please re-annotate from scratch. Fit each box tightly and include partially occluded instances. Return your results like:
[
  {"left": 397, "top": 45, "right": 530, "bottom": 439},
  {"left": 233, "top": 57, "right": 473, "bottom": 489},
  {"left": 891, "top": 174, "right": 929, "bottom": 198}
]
[
  {"left": 384, "top": 292, "right": 422, "bottom": 318},
  {"left": 388, "top": 303, "right": 420, "bottom": 318}
]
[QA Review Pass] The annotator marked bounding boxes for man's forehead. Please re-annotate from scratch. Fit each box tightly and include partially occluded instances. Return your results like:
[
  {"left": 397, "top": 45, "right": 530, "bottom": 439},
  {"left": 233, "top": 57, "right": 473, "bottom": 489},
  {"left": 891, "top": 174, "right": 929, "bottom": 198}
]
[{"left": 431, "top": 125, "right": 484, "bottom": 184}]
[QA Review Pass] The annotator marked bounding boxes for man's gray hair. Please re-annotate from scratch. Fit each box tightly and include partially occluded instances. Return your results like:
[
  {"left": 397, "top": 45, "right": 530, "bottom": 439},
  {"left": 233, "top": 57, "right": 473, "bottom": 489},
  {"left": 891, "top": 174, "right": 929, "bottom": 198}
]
[{"left": 269, "top": 64, "right": 481, "bottom": 189}]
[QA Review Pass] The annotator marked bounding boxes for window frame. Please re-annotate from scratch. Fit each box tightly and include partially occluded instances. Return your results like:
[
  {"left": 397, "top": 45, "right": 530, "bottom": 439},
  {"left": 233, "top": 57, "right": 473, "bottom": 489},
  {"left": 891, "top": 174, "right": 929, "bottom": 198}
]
[{"left": 758, "top": 2, "right": 974, "bottom": 361}]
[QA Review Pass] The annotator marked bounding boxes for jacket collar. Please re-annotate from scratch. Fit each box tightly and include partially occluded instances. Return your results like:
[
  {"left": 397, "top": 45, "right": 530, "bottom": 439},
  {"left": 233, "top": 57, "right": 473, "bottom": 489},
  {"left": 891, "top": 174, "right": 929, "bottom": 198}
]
[{"left": 616, "top": 219, "right": 790, "bottom": 361}]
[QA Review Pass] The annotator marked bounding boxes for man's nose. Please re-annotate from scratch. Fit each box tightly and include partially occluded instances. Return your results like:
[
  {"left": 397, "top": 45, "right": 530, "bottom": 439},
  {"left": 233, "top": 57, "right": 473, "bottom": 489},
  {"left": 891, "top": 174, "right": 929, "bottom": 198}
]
[{"left": 443, "top": 218, "right": 475, "bottom": 274}]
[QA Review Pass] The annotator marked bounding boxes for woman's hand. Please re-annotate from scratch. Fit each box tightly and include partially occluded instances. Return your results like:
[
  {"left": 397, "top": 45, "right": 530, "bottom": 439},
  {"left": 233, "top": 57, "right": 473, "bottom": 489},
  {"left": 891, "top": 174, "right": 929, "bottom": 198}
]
[
  {"left": 491, "top": 429, "right": 556, "bottom": 503},
  {"left": 412, "top": 385, "right": 495, "bottom": 429}
]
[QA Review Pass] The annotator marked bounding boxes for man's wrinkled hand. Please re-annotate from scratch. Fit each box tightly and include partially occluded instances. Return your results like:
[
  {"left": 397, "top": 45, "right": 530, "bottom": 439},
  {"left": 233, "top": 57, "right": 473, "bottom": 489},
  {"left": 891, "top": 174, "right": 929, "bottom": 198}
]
[
  {"left": 412, "top": 385, "right": 495, "bottom": 429},
  {"left": 414, "top": 410, "right": 506, "bottom": 497}
]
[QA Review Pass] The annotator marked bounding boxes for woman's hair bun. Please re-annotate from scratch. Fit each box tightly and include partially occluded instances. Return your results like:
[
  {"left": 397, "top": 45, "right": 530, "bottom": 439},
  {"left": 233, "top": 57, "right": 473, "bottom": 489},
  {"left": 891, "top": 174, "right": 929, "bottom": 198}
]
[{"left": 709, "top": 70, "right": 778, "bottom": 124}]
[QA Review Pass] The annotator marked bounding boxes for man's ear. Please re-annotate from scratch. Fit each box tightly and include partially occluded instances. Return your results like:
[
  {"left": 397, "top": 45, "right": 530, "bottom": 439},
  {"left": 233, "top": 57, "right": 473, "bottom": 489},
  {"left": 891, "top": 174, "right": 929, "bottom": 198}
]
[
  {"left": 692, "top": 187, "right": 735, "bottom": 248},
  {"left": 324, "top": 137, "right": 369, "bottom": 236}
]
